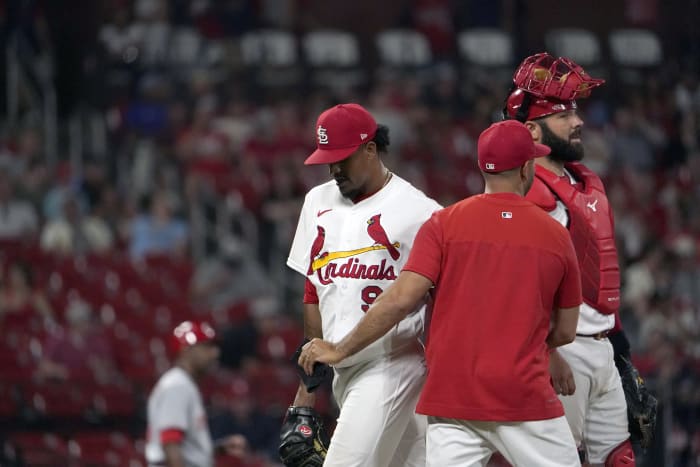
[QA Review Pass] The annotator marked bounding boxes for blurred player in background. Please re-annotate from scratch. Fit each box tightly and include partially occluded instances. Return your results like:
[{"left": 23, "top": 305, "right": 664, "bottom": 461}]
[
  {"left": 298, "top": 120, "right": 583, "bottom": 466},
  {"left": 145, "top": 320, "right": 247, "bottom": 467},
  {"left": 280, "top": 103, "right": 441, "bottom": 467},
  {"left": 504, "top": 52, "right": 657, "bottom": 466}
]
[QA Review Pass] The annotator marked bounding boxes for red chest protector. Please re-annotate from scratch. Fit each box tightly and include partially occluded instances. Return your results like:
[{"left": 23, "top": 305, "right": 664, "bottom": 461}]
[{"left": 529, "top": 163, "right": 620, "bottom": 315}]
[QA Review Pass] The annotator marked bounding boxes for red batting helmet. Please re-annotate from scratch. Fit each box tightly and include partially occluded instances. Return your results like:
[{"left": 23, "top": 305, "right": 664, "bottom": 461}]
[
  {"left": 170, "top": 320, "right": 217, "bottom": 354},
  {"left": 505, "top": 52, "right": 605, "bottom": 121}
]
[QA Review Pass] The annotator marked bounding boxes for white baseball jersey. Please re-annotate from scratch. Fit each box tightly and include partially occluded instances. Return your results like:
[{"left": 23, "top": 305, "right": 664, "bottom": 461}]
[
  {"left": 287, "top": 174, "right": 442, "bottom": 368},
  {"left": 145, "top": 367, "right": 213, "bottom": 467}
]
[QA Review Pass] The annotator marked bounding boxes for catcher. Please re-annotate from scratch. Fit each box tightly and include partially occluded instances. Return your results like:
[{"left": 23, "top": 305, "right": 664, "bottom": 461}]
[{"left": 505, "top": 52, "right": 658, "bottom": 465}]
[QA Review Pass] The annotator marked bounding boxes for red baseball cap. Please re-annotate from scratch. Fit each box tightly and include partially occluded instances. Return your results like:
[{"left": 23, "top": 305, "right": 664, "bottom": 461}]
[
  {"left": 304, "top": 103, "right": 378, "bottom": 165},
  {"left": 170, "top": 320, "right": 217, "bottom": 355},
  {"left": 478, "top": 120, "right": 551, "bottom": 173}
]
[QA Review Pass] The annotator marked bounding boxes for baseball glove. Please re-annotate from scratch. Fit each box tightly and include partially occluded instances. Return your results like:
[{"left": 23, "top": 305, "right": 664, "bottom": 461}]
[
  {"left": 279, "top": 406, "right": 328, "bottom": 467},
  {"left": 618, "top": 355, "right": 658, "bottom": 449}
]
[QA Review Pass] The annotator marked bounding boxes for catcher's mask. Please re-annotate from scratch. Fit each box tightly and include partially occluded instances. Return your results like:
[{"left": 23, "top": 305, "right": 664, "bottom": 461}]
[{"left": 504, "top": 52, "right": 605, "bottom": 122}]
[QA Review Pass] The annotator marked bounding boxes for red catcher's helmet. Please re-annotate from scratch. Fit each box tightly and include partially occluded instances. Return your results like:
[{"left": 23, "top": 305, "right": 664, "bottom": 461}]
[
  {"left": 505, "top": 52, "right": 605, "bottom": 121},
  {"left": 170, "top": 320, "right": 216, "bottom": 354}
]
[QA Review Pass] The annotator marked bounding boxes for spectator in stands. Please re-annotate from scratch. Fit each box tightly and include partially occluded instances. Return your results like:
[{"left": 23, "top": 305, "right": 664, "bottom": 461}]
[
  {"left": 607, "top": 104, "right": 666, "bottom": 172},
  {"left": 128, "top": 190, "right": 189, "bottom": 260},
  {"left": 0, "top": 261, "right": 54, "bottom": 324},
  {"left": 16, "top": 157, "right": 51, "bottom": 214},
  {"left": 190, "top": 237, "right": 272, "bottom": 311},
  {"left": 35, "top": 298, "right": 118, "bottom": 384},
  {"left": 0, "top": 127, "right": 43, "bottom": 178},
  {"left": 209, "top": 377, "right": 279, "bottom": 461},
  {"left": 40, "top": 194, "right": 114, "bottom": 255},
  {"left": 258, "top": 162, "right": 305, "bottom": 269},
  {"left": 0, "top": 172, "right": 39, "bottom": 241},
  {"left": 98, "top": 3, "right": 140, "bottom": 63},
  {"left": 176, "top": 95, "right": 233, "bottom": 192}
]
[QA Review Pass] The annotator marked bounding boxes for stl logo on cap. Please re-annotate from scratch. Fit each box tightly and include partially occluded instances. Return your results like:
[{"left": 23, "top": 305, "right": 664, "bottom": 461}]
[
  {"left": 304, "top": 103, "right": 378, "bottom": 165},
  {"left": 317, "top": 126, "right": 329, "bottom": 145}
]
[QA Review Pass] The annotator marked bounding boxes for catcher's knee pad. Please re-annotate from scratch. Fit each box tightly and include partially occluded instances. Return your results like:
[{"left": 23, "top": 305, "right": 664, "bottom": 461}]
[{"left": 605, "top": 440, "right": 635, "bottom": 467}]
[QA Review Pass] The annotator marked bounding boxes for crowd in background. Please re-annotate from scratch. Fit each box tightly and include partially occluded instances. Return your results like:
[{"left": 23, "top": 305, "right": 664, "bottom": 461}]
[{"left": 1, "top": 0, "right": 700, "bottom": 466}]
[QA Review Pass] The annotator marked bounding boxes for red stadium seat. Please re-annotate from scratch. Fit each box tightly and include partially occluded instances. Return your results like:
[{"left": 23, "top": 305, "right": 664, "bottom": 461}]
[
  {"left": 70, "top": 431, "right": 132, "bottom": 466},
  {"left": 91, "top": 386, "right": 137, "bottom": 418},
  {"left": 28, "top": 383, "right": 91, "bottom": 419},
  {"left": 10, "top": 432, "right": 70, "bottom": 466},
  {"left": 247, "top": 362, "right": 298, "bottom": 410},
  {"left": 256, "top": 320, "right": 304, "bottom": 361},
  {"left": 0, "top": 384, "right": 20, "bottom": 419}
]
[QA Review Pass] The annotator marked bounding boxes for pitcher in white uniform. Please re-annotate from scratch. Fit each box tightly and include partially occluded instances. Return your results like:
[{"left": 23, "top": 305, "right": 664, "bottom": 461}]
[
  {"left": 145, "top": 320, "right": 247, "bottom": 467},
  {"left": 285, "top": 103, "right": 441, "bottom": 467}
]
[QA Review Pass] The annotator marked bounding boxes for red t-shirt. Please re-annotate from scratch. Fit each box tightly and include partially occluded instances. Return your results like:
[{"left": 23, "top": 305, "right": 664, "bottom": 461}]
[{"left": 404, "top": 193, "right": 581, "bottom": 421}]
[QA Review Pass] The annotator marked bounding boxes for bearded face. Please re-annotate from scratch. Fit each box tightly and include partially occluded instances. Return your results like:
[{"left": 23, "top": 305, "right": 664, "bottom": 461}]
[{"left": 538, "top": 119, "right": 584, "bottom": 163}]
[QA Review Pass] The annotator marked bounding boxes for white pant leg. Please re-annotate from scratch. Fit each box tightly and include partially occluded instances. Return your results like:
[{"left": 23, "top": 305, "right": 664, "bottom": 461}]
[
  {"left": 426, "top": 416, "right": 493, "bottom": 467},
  {"left": 557, "top": 337, "right": 630, "bottom": 463},
  {"left": 389, "top": 411, "right": 427, "bottom": 467},
  {"left": 324, "top": 351, "right": 426, "bottom": 467},
  {"left": 583, "top": 340, "right": 630, "bottom": 463},
  {"left": 488, "top": 417, "right": 580, "bottom": 467}
]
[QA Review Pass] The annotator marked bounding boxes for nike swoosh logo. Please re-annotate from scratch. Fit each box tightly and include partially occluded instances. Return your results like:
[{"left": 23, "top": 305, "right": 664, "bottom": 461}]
[{"left": 317, "top": 209, "right": 333, "bottom": 217}]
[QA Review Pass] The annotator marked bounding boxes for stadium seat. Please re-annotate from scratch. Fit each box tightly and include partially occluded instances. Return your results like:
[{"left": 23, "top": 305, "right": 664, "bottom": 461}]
[
  {"left": 608, "top": 28, "right": 662, "bottom": 66},
  {"left": 70, "top": 431, "right": 133, "bottom": 465},
  {"left": 240, "top": 29, "right": 298, "bottom": 66},
  {"left": 457, "top": 28, "right": 514, "bottom": 85},
  {"left": 10, "top": 432, "right": 71, "bottom": 466},
  {"left": 303, "top": 29, "right": 360, "bottom": 67},
  {"left": 28, "top": 383, "right": 92, "bottom": 419},
  {"left": 91, "top": 386, "right": 138, "bottom": 419},
  {"left": 0, "top": 384, "right": 20, "bottom": 419},
  {"left": 256, "top": 320, "right": 304, "bottom": 361},
  {"left": 457, "top": 28, "right": 513, "bottom": 67},
  {"left": 247, "top": 362, "right": 298, "bottom": 410},
  {"left": 302, "top": 29, "right": 366, "bottom": 91},
  {"left": 168, "top": 27, "right": 204, "bottom": 66},
  {"left": 375, "top": 29, "right": 433, "bottom": 67},
  {"left": 545, "top": 28, "right": 602, "bottom": 66},
  {"left": 239, "top": 29, "right": 302, "bottom": 88}
]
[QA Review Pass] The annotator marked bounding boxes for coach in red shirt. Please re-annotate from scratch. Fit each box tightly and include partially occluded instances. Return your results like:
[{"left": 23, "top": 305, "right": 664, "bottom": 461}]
[{"left": 299, "top": 120, "right": 583, "bottom": 467}]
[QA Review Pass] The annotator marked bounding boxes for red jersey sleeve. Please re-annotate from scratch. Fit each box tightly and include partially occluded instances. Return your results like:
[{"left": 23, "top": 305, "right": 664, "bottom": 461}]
[
  {"left": 160, "top": 428, "right": 184, "bottom": 445},
  {"left": 556, "top": 233, "right": 583, "bottom": 308},
  {"left": 403, "top": 213, "right": 443, "bottom": 284},
  {"left": 303, "top": 279, "right": 319, "bottom": 304}
]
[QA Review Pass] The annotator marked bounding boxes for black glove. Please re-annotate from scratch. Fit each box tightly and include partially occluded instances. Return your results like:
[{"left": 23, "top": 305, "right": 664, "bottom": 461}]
[
  {"left": 618, "top": 354, "right": 658, "bottom": 449},
  {"left": 292, "top": 338, "right": 331, "bottom": 393},
  {"left": 279, "top": 406, "right": 328, "bottom": 467}
]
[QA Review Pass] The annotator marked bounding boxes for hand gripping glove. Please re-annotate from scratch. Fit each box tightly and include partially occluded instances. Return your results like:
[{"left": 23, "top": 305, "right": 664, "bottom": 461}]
[
  {"left": 292, "top": 338, "right": 331, "bottom": 393},
  {"left": 279, "top": 406, "right": 328, "bottom": 467},
  {"left": 618, "top": 355, "right": 658, "bottom": 449}
]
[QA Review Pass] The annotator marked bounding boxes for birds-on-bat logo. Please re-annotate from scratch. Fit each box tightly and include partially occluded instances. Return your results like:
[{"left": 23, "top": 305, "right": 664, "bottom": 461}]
[
  {"left": 307, "top": 214, "right": 400, "bottom": 284},
  {"left": 308, "top": 225, "right": 326, "bottom": 274},
  {"left": 367, "top": 214, "right": 400, "bottom": 260}
]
